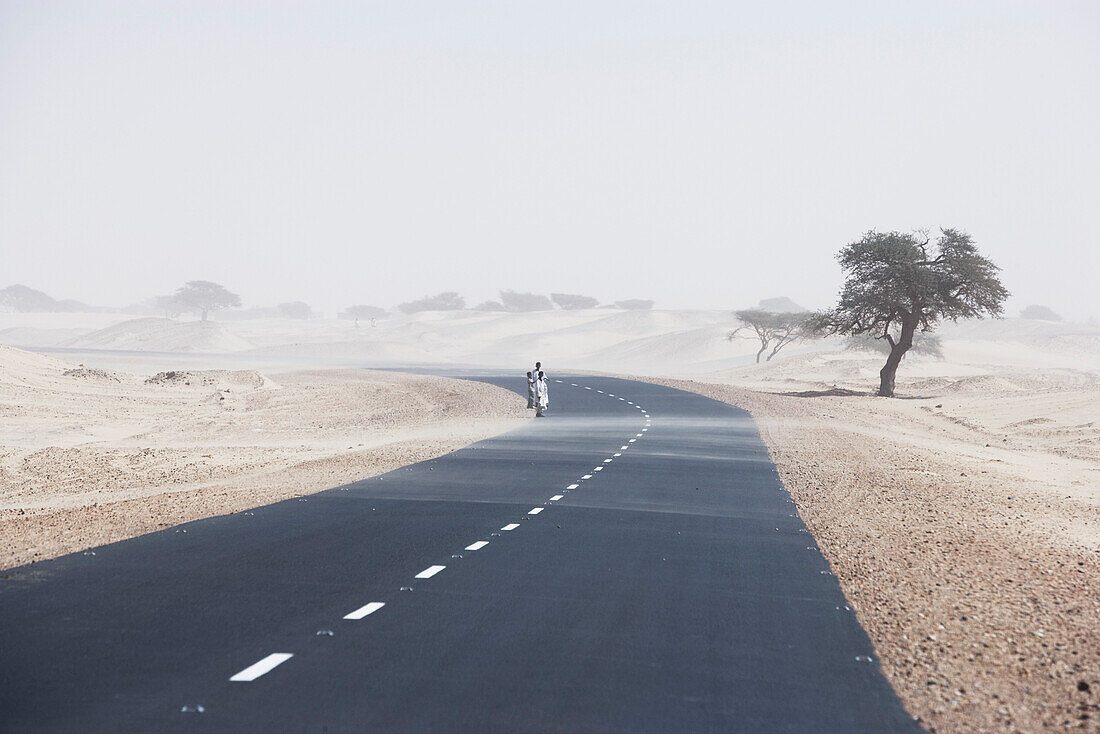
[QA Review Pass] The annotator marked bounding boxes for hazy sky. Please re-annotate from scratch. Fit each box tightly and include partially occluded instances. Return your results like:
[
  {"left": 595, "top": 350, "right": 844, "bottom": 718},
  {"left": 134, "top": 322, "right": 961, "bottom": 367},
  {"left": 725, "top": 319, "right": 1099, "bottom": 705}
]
[{"left": 2, "top": 1, "right": 1098, "bottom": 318}]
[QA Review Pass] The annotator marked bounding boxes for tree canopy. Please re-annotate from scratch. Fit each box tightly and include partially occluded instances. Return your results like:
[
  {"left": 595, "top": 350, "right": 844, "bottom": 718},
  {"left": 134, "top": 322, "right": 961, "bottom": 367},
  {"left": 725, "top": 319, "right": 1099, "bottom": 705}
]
[
  {"left": 500, "top": 290, "right": 554, "bottom": 312},
  {"left": 1019, "top": 304, "right": 1061, "bottom": 321},
  {"left": 551, "top": 293, "right": 599, "bottom": 310},
  {"left": 171, "top": 280, "right": 241, "bottom": 321},
  {"left": 729, "top": 309, "right": 814, "bottom": 363},
  {"left": 816, "top": 228, "right": 1008, "bottom": 396},
  {"left": 397, "top": 292, "right": 465, "bottom": 314}
]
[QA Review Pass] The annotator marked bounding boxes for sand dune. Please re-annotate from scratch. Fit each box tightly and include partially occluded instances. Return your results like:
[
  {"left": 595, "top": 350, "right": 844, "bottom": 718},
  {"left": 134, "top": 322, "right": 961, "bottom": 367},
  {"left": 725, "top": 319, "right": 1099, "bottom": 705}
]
[
  {"left": 67, "top": 317, "right": 254, "bottom": 353},
  {"left": 0, "top": 346, "right": 528, "bottom": 568}
]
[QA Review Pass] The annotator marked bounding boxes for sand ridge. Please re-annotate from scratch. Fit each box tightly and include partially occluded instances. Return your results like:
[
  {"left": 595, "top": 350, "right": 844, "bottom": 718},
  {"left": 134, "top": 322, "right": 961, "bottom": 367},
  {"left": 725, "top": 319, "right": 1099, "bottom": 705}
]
[{"left": 0, "top": 346, "right": 529, "bottom": 569}]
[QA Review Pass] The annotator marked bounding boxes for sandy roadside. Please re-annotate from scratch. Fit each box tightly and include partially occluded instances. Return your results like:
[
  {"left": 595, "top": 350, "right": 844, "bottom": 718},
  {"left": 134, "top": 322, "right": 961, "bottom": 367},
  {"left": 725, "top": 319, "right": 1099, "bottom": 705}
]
[
  {"left": 0, "top": 347, "right": 529, "bottom": 569},
  {"left": 639, "top": 376, "right": 1099, "bottom": 732}
]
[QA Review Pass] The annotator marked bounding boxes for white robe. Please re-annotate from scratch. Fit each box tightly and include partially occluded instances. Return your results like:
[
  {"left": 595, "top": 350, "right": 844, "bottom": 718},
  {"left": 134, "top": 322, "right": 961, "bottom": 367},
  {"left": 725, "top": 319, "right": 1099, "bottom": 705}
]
[{"left": 536, "top": 377, "right": 549, "bottom": 409}]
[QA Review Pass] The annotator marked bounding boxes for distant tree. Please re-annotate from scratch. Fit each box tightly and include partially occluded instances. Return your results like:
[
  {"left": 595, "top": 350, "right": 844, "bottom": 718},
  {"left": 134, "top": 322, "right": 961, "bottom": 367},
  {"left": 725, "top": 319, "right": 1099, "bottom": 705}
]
[
  {"left": 398, "top": 292, "right": 465, "bottom": 314},
  {"left": 277, "top": 301, "right": 312, "bottom": 319},
  {"left": 813, "top": 228, "right": 1008, "bottom": 397},
  {"left": 471, "top": 301, "right": 506, "bottom": 312},
  {"left": 1019, "top": 304, "right": 1062, "bottom": 321},
  {"left": 551, "top": 293, "right": 599, "bottom": 310},
  {"left": 499, "top": 290, "right": 554, "bottom": 312},
  {"left": 339, "top": 305, "right": 387, "bottom": 320},
  {"left": 171, "top": 280, "right": 242, "bottom": 321},
  {"left": 845, "top": 332, "right": 944, "bottom": 360},
  {"left": 728, "top": 309, "right": 814, "bottom": 363},
  {"left": 154, "top": 294, "right": 185, "bottom": 319},
  {"left": 615, "top": 299, "right": 655, "bottom": 310}
]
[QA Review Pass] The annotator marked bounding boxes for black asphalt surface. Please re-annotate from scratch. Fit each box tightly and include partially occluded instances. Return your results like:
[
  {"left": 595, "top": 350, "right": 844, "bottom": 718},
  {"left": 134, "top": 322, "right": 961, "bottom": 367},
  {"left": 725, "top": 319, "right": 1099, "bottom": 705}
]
[{"left": 0, "top": 374, "right": 920, "bottom": 732}]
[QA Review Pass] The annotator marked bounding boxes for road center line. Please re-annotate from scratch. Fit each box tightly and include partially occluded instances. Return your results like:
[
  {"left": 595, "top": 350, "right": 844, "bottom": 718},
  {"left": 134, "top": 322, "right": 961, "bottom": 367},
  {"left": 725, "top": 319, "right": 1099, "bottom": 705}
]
[
  {"left": 501, "top": 523, "right": 520, "bottom": 531},
  {"left": 344, "top": 602, "right": 385, "bottom": 620},
  {"left": 230, "top": 653, "right": 293, "bottom": 682},
  {"left": 528, "top": 507, "right": 544, "bottom": 515},
  {"left": 415, "top": 565, "right": 446, "bottom": 579},
  {"left": 582, "top": 474, "right": 592, "bottom": 479},
  {"left": 549, "top": 495, "right": 564, "bottom": 501},
  {"left": 603, "top": 458, "right": 612, "bottom": 463},
  {"left": 567, "top": 484, "right": 579, "bottom": 489},
  {"left": 594, "top": 467, "right": 603, "bottom": 471},
  {"left": 466, "top": 540, "right": 489, "bottom": 551},
  {"left": 613, "top": 453, "right": 622, "bottom": 457}
]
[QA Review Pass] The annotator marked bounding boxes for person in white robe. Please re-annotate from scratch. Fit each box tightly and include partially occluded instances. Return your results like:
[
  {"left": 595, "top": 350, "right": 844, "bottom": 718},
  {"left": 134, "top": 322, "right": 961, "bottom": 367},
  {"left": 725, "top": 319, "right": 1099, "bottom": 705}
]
[{"left": 535, "top": 370, "right": 549, "bottom": 417}]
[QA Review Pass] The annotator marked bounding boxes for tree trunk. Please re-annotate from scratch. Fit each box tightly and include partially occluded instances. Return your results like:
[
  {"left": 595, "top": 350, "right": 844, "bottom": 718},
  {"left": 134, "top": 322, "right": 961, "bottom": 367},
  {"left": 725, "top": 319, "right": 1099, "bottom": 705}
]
[
  {"left": 756, "top": 343, "right": 767, "bottom": 363},
  {"left": 877, "top": 319, "right": 917, "bottom": 397}
]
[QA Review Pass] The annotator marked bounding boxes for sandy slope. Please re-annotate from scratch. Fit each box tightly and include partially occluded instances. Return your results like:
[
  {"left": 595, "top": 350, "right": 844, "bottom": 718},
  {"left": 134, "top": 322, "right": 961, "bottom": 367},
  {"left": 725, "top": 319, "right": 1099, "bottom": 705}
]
[{"left": 0, "top": 346, "right": 529, "bottom": 569}]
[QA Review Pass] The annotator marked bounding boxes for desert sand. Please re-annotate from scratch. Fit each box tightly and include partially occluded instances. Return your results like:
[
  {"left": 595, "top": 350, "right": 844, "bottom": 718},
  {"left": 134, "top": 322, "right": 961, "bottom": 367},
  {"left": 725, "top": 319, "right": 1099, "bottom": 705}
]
[
  {"left": 2, "top": 307, "right": 1097, "bottom": 730},
  {"left": 0, "top": 345, "right": 528, "bottom": 569}
]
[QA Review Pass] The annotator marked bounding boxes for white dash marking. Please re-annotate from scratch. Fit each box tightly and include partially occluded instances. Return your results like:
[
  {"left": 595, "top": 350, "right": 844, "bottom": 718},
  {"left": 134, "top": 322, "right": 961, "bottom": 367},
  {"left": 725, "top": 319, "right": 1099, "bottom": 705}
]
[
  {"left": 608, "top": 394, "right": 615, "bottom": 397},
  {"left": 528, "top": 507, "right": 544, "bottom": 515},
  {"left": 603, "top": 458, "right": 613, "bottom": 463},
  {"left": 466, "top": 540, "right": 489, "bottom": 551},
  {"left": 597, "top": 390, "right": 604, "bottom": 393},
  {"left": 230, "top": 653, "right": 293, "bottom": 682},
  {"left": 614, "top": 453, "right": 622, "bottom": 457},
  {"left": 642, "top": 428, "right": 648, "bottom": 432},
  {"left": 416, "top": 565, "right": 446, "bottom": 579},
  {"left": 629, "top": 439, "right": 636, "bottom": 443},
  {"left": 636, "top": 433, "right": 643, "bottom": 437},
  {"left": 549, "top": 495, "right": 564, "bottom": 501},
  {"left": 344, "top": 602, "right": 385, "bottom": 620},
  {"left": 627, "top": 401, "right": 633, "bottom": 405},
  {"left": 582, "top": 474, "right": 593, "bottom": 480},
  {"left": 585, "top": 386, "right": 592, "bottom": 390},
  {"left": 594, "top": 466, "right": 603, "bottom": 472},
  {"left": 621, "top": 445, "right": 629, "bottom": 450},
  {"left": 618, "top": 397, "right": 625, "bottom": 401},
  {"left": 571, "top": 383, "right": 578, "bottom": 386},
  {"left": 501, "top": 523, "right": 520, "bottom": 531},
  {"left": 567, "top": 484, "right": 579, "bottom": 489}
]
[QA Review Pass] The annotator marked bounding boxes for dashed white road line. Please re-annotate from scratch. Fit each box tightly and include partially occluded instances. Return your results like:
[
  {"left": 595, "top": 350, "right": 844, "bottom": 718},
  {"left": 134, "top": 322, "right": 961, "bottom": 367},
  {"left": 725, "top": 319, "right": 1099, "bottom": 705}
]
[
  {"left": 344, "top": 602, "right": 385, "bottom": 620},
  {"left": 415, "top": 565, "right": 446, "bottom": 579},
  {"left": 594, "top": 466, "right": 603, "bottom": 472},
  {"left": 567, "top": 483, "right": 579, "bottom": 489},
  {"left": 620, "top": 445, "right": 629, "bottom": 450},
  {"left": 636, "top": 433, "right": 643, "bottom": 437},
  {"left": 528, "top": 507, "right": 544, "bottom": 515},
  {"left": 230, "top": 653, "right": 293, "bottom": 682},
  {"left": 549, "top": 495, "right": 564, "bottom": 501},
  {"left": 501, "top": 523, "right": 520, "bottom": 531},
  {"left": 629, "top": 439, "right": 636, "bottom": 443},
  {"left": 613, "top": 453, "right": 622, "bottom": 457},
  {"left": 582, "top": 474, "right": 593, "bottom": 480},
  {"left": 603, "top": 458, "right": 613, "bottom": 463},
  {"left": 466, "top": 540, "right": 489, "bottom": 551}
]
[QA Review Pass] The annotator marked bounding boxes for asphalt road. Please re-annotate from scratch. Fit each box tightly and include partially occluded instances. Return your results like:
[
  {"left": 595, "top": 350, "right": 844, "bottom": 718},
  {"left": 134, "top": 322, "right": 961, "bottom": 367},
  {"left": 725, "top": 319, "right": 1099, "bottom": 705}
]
[{"left": 0, "top": 373, "right": 920, "bottom": 732}]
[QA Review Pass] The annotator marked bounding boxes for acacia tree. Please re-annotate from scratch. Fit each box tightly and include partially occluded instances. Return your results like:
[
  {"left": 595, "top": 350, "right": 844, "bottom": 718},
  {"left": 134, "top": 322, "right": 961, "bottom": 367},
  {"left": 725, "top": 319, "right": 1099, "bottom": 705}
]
[
  {"left": 171, "top": 280, "right": 241, "bottom": 321},
  {"left": 551, "top": 293, "right": 599, "bottom": 310},
  {"left": 816, "top": 228, "right": 1008, "bottom": 397},
  {"left": 728, "top": 309, "right": 813, "bottom": 363}
]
